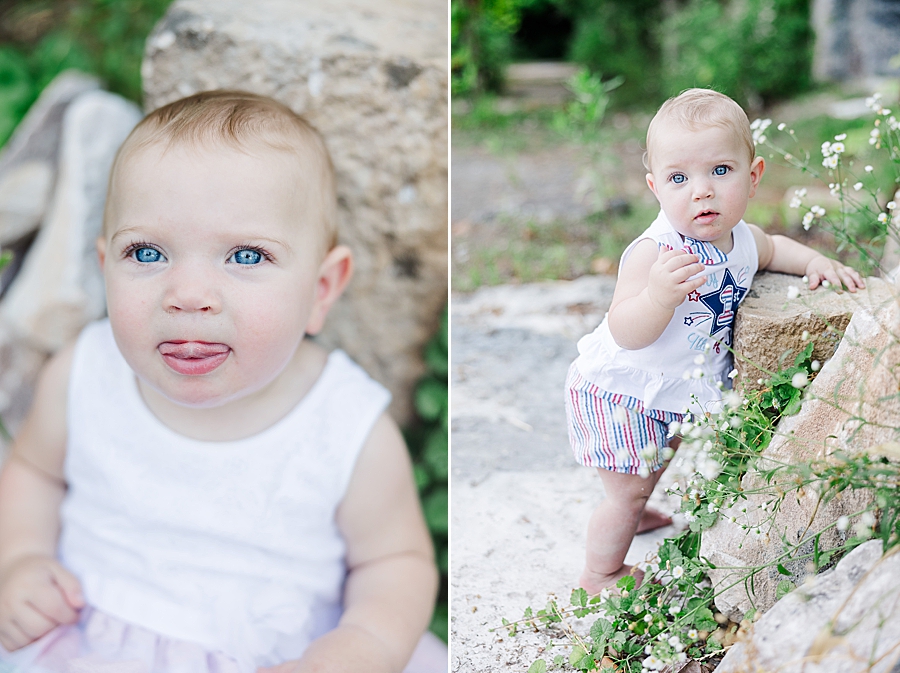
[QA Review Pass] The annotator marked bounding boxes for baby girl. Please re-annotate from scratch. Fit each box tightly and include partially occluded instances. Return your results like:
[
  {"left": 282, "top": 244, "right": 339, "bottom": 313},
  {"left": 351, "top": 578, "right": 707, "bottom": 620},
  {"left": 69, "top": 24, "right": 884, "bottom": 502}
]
[{"left": 0, "top": 91, "right": 444, "bottom": 673}]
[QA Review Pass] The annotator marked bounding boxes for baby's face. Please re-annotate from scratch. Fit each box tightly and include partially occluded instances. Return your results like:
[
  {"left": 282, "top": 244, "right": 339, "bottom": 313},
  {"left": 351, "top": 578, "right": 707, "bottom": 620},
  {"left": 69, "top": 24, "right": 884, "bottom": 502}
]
[
  {"left": 99, "top": 142, "right": 327, "bottom": 408},
  {"left": 646, "top": 121, "right": 764, "bottom": 249}
]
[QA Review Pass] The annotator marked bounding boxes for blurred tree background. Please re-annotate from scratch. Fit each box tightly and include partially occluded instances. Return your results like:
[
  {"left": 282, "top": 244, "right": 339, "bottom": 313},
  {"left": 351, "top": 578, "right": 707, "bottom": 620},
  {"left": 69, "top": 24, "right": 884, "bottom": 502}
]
[
  {"left": 452, "top": 0, "right": 814, "bottom": 110},
  {"left": 0, "top": 0, "right": 448, "bottom": 644},
  {"left": 0, "top": 0, "right": 173, "bottom": 145}
]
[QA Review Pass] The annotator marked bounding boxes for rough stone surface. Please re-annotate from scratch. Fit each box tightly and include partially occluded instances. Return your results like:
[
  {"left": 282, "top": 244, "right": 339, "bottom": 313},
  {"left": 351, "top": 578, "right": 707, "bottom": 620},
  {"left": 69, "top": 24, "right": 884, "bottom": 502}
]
[
  {"left": 142, "top": 0, "right": 447, "bottom": 424},
  {"left": 813, "top": 0, "right": 900, "bottom": 81},
  {"left": 0, "top": 90, "right": 142, "bottom": 439},
  {"left": 0, "top": 71, "right": 99, "bottom": 251},
  {"left": 450, "top": 279, "right": 700, "bottom": 672},
  {"left": 703, "top": 278, "right": 898, "bottom": 620},
  {"left": 717, "top": 540, "right": 900, "bottom": 673},
  {"left": 732, "top": 272, "right": 865, "bottom": 394}
]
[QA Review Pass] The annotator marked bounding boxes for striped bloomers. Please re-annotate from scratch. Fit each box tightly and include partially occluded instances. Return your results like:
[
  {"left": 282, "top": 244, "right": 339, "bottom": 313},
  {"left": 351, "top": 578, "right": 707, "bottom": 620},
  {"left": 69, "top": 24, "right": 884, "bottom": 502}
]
[{"left": 564, "top": 363, "right": 684, "bottom": 475}]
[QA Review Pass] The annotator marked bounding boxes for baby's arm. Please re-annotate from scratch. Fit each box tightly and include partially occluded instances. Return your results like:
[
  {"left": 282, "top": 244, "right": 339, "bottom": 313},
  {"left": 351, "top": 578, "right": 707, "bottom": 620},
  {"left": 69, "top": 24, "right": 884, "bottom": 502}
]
[
  {"left": 607, "top": 238, "right": 707, "bottom": 349},
  {"left": 0, "top": 345, "right": 84, "bottom": 650},
  {"left": 260, "top": 414, "right": 437, "bottom": 673},
  {"left": 749, "top": 225, "right": 865, "bottom": 292}
]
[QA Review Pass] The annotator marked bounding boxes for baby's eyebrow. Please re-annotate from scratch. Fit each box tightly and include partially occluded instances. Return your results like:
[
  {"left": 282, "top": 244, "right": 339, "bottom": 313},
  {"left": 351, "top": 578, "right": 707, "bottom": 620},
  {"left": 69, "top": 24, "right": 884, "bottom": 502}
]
[{"left": 110, "top": 225, "right": 145, "bottom": 243}]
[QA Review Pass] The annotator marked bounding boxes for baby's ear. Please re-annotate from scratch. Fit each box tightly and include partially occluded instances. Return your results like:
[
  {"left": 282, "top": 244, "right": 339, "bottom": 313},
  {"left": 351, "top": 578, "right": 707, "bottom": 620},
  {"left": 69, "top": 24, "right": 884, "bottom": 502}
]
[
  {"left": 96, "top": 236, "right": 107, "bottom": 268},
  {"left": 306, "top": 245, "right": 353, "bottom": 336}
]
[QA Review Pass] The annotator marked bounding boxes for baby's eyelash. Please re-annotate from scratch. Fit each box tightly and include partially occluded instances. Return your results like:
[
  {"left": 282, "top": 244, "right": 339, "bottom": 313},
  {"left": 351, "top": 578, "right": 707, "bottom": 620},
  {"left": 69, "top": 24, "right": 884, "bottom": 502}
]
[
  {"left": 122, "top": 241, "right": 161, "bottom": 258},
  {"left": 228, "top": 245, "right": 275, "bottom": 262}
]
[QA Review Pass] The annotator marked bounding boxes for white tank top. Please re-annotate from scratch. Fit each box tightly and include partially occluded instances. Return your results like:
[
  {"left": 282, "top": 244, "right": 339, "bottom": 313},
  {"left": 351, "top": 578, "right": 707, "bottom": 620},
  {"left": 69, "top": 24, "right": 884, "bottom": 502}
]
[
  {"left": 574, "top": 211, "right": 758, "bottom": 414},
  {"left": 59, "top": 319, "right": 391, "bottom": 671}
]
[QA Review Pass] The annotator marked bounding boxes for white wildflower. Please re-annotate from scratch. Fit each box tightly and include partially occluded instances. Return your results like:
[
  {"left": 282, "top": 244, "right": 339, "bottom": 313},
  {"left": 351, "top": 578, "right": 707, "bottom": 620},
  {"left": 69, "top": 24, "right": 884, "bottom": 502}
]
[
  {"left": 668, "top": 635, "right": 682, "bottom": 648},
  {"left": 694, "top": 354, "right": 705, "bottom": 365},
  {"left": 725, "top": 391, "right": 742, "bottom": 409},
  {"left": 879, "top": 213, "right": 889, "bottom": 224},
  {"left": 821, "top": 141, "right": 832, "bottom": 156},
  {"left": 612, "top": 406, "right": 629, "bottom": 424},
  {"left": 644, "top": 614, "right": 653, "bottom": 623},
  {"left": 668, "top": 421, "right": 682, "bottom": 435},
  {"left": 822, "top": 279, "right": 831, "bottom": 288},
  {"left": 812, "top": 205, "right": 826, "bottom": 217},
  {"left": 836, "top": 516, "right": 850, "bottom": 531},
  {"left": 791, "top": 372, "right": 808, "bottom": 388},
  {"left": 787, "top": 285, "right": 800, "bottom": 299},
  {"left": 802, "top": 212, "right": 814, "bottom": 229},
  {"left": 889, "top": 201, "right": 897, "bottom": 210},
  {"left": 669, "top": 605, "right": 680, "bottom": 615},
  {"left": 790, "top": 196, "right": 802, "bottom": 208},
  {"left": 687, "top": 629, "right": 699, "bottom": 640},
  {"left": 692, "top": 368, "right": 703, "bottom": 379},
  {"left": 822, "top": 154, "right": 839, "bottom": 169},
  {"left": 778, "top": 122, "right": 786, "bottom": 131},
  {"left": 801, "top": 330, "right": 810, "bottom": 341},
  {"left": 811, "top": 360, "right": 821, "bottom": 371},
  {"left": 865, "top": 165, "right": 874, "bottom": 172},
  {"left": 834, "top": 133, "right": 847, "bottom": 141},
  {"left": 831, "top": 142, "right": 845, "bottom": 154},
  {"left": 795, "top": 187, "right": 807, "bottom": 197},
  {"left": 854, "top": 182, "right": 863, "bottom": 191},
  {"left": 702, "top": 459, "right": 722, "bottom": 480},
  {"left": 672, "top": 565, "right": 685, "bottom": 579},
  {"left": 638, "top": 465, "right": 651, "bottom": 479},
  {"left": 662, "top": 446, "right": 675, "bottom": 460},
  {"left": 641, "top": 444, "right": 658, "bottom": 460}
]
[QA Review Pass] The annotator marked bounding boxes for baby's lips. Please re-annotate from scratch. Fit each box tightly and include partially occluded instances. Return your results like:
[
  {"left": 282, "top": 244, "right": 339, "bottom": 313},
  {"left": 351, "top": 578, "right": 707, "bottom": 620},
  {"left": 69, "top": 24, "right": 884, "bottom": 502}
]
[{"left": 158, "top": 341, "right": 230, "bottom": 359}]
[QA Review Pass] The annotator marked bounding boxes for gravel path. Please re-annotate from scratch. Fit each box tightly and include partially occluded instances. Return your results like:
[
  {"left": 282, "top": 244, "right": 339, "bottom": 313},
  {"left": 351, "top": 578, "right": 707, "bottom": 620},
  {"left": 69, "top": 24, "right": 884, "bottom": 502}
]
[{"left": 450, "top": 278, "right": 689, "bottom": 672}]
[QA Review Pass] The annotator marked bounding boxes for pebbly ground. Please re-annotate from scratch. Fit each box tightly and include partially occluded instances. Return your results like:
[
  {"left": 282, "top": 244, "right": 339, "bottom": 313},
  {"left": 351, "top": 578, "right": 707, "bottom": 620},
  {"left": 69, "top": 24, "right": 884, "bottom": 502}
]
[{"left": 450, "top": 278, "right": 690, "bottom": 672}]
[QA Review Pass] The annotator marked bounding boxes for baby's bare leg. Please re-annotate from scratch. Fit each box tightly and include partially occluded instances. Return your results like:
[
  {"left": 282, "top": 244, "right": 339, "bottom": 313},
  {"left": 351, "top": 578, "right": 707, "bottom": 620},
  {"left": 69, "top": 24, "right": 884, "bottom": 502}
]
[{"left": 579, "top": 467, "right": 665, "bottom": 595}]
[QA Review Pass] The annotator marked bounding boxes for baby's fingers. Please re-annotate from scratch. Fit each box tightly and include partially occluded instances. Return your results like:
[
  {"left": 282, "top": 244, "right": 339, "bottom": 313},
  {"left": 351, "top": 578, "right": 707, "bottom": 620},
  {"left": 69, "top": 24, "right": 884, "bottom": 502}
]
[
  {"left": 0, "top": 619, "right": 32, "bottom": 651},
  {"left": 12, "top": 604, "right": 55, "bottom": 641},
  {"left": 31, "top": 580, "right": 79, "bottom": 626},
  {"left": 47, "top": 562, "right": 83, "bottom": 611},
  {"left": 837, "top": 266, "right": 865, "bottom": 292}
]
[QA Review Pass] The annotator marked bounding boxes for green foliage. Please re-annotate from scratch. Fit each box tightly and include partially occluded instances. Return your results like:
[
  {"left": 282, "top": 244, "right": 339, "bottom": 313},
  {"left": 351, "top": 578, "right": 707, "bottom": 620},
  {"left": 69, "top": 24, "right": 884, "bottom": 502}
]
[
  {"left": 452, "top": 0, "right": 527, "bottom": 95},
  {"left": 563, "top": 0, "right": 664, "bottom": 108},
  {"left": 406, "top": 308, "right": 449, "bottom": 642},
  {"left": 0, "top": 0, "right": 174, "bottom": 147},
  {"left": 660, "top": 0, "right": 813, "bottom": 107}
]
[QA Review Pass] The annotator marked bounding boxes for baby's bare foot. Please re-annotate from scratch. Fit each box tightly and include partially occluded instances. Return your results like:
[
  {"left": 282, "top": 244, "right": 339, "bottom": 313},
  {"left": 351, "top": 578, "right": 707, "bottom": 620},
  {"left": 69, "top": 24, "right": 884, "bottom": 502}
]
[
  {"left": 635, "top": 507, "right": 673, "bottom": 534},
  {"left": 579, "top": 565, "right": 644, "bottom": 596}
]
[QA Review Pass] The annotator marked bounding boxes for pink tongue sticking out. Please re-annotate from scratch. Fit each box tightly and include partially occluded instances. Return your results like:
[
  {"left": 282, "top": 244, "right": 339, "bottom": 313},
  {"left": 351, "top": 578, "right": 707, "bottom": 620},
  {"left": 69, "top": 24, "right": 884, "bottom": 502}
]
[
  {"left": 158, "top": 342, "right": 230, "bottom": 376},
  {"left": 158, "top": 342, "right": 230, "bottom": 359}
]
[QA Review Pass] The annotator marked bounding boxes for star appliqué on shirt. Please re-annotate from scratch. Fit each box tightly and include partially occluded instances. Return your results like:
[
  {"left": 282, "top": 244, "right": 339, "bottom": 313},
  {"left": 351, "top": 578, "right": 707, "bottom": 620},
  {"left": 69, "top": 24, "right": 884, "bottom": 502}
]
[{"left": 698, "top": 268, "right": 748, "bottom": 337}]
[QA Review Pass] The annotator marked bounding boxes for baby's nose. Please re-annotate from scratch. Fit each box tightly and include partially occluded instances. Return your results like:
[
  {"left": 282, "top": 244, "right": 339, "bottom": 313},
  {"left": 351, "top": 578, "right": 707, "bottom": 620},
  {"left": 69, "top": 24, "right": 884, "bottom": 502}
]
[{"left": 163, "top": 266, "right": 222, "bottom": 313}]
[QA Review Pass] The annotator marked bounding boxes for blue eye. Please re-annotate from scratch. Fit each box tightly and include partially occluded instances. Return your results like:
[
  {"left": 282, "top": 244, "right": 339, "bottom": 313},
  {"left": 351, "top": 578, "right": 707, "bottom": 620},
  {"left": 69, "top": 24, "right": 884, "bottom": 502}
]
[
  {"left": 672, "top": 174, "right": 686, "bottom": 184},
  {"left": 714, "top": 165, "right": 729, "bottom": 176},
  {"left": 134, "top": 247, "right": 163, "bottom": 263},
  {"left": 232, "top": 249, "right": 263, "bottom": 265}
]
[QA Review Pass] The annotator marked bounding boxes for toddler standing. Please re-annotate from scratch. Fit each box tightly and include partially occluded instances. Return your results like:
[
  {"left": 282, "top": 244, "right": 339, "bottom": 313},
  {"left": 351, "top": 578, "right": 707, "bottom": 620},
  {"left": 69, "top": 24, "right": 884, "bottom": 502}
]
[
  {"left": 565, "top": 88, "right": 865, "bottom": 594},
  {"left": 0, "top": 91, "right": 444, "bottom": 673}
]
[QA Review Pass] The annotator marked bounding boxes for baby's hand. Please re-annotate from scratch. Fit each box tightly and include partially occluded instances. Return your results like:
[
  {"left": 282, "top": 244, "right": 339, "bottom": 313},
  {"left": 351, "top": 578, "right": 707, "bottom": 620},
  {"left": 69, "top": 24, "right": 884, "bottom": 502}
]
[
  {"left": 0, "top": 555, "right": 84, "bottom": 651},
  {"left": 647, "top": 248, "right": 707, "bottom": 310},
  {"left": 805, "top": 256, "right": 866, "bottom": 293}
]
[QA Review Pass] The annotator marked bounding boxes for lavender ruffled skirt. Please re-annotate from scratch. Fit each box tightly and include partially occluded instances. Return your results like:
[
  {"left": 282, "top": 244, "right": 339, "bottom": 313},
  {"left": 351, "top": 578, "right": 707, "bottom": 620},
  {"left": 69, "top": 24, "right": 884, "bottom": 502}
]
[{"left": 0, "top": 608, "right": 447, "bottom": 673}]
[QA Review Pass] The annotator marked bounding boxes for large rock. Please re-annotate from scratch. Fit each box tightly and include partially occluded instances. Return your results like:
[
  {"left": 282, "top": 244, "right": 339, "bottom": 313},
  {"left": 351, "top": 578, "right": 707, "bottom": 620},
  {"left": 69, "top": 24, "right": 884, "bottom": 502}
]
[
  {"left": 702, "top": 278, "right": 898, "bottom": 620},
  {"left": 813, "top": 0, "right": 900, "bottom": 82},
  {"left": 732, "top": 272, "right": 863, "bottom": 394},
  {"left": 141, "top": 0, "right": 447, "bottom": 424},
  {"left": 0, "top": 71, "right": 100, "bottom": 292},
  {"left": 0, "top": 90, "right": 142, "bottom": 440},
  {"left": 716, "top": 540, "right": 900, "bottom": 673}
]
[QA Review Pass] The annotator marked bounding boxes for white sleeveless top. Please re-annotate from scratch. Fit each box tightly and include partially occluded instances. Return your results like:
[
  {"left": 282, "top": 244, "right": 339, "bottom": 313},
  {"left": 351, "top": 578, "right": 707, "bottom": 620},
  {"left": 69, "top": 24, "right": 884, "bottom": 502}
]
[
  {"left": 574, "top": 211, "right": 758, "bottom": 414},
  {"left": 59, "top": 319, "right": 391, "bottom": 671}
]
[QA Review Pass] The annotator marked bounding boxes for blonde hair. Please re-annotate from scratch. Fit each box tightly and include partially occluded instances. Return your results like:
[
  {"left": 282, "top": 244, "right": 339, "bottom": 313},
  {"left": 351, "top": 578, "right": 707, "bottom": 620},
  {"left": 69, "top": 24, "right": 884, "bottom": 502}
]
[
  {"left": 104, "top": 90, "right": 337, "bottom": 250},
  {"left": 645, "top": 88, "right": 754, "bottom": 171}
]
